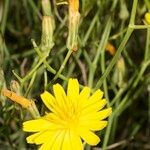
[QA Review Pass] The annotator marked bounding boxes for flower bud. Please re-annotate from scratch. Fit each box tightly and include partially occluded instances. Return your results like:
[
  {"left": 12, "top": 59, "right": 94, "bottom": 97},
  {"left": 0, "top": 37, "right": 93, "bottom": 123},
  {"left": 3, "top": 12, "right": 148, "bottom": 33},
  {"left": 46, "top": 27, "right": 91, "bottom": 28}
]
[
  {"left": 40, "top": 16, "right": 54, "bottom": 53},
  {"left": 67, "top": 0, "right": 80, "bottom": 51},
  {"left": 41, "top": 0, "right": 52, "bottom": 16},
  {"left": 10, "top": 80, "right": 21, "bottom": 94},
  {"left": 112, "top": 57, "right": 126, "bottom": 87}
]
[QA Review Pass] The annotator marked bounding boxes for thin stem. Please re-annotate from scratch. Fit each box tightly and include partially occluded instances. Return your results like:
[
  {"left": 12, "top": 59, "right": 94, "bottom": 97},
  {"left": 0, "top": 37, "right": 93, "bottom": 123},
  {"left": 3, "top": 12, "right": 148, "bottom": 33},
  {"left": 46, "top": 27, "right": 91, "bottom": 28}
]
[
  {"left": 130, "top": 25, "right": 150, "bottom": 29},
  {"left": 0, "top": 0, "right": 9, "bottom": 34},
  {"left": 82, "top": 13, "right": 98, "bottom": 46},
  {"left": 31, "top": 40, "right": 68, "bottom": 81},
  {"left": 52, "top": 49, "right": 73, "bottom": 82},
  {"left": 88, "top": 17, "right": 112, "bottom": 88},
  {"left": 148, "top": 85, "right": 150, "bottom": 136},
  {"left": 110, "top": 88, "right": 124, "bottom": 106},
  {"left": 44, "top": 70, "right": 48, "bottom": 90},
  {"left": 144, "top": 0, "right": 150, "bottom": 9},
  {"left": 102, "top": 115, "right": 114, "bottom": 149},
  {"left": 133, "top": 60, "right": 150, "bottom": 88},
  {"left": 27, "top": 0, "right": 42, "bottom": 19},
  {"left": 95, "top": 28, "right": 133, "bottom": 89},
  {"left": 21, "top": 54, "right": 47, "bottom": 83},
  {"left": 24, "top": 71, "right": 37, "bottom": 97},
  {"left": 144, "top": 28, "right": 150, "bottom": 61},
  {"left": 129, "top": 0, "right": 138, "bottom": 25},
  {"left": 101, "top": 37, "right": 110, "bottom": 104},
  {"left": 63, "top": 49, "right": 82, "bottom": 87}
]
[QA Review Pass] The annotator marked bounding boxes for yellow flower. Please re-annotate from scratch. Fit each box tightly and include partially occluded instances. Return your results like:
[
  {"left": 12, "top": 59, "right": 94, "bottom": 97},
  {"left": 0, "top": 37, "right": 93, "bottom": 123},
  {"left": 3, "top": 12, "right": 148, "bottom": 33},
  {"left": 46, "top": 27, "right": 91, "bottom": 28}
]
[
  {"left": 145, "top": 12, "right": 150, "bottom": 25},
  {"left": 23, "top": 78, "right": 112, "bottom": 150}
]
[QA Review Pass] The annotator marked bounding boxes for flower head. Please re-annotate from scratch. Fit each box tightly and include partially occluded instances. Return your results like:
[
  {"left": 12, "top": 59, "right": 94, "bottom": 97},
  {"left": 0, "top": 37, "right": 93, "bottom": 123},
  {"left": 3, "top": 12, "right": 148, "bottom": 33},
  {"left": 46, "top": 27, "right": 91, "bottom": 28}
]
[{"left": 23, "top": 78, "right": 112, "bottom": 150}]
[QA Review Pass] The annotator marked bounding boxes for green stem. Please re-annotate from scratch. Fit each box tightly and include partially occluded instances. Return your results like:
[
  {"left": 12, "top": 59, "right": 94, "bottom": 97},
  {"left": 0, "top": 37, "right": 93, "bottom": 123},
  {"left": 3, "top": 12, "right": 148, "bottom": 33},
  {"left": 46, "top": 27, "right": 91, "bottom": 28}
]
[
  {"left": 144, "top": 28, "right": 150, "bottom": 61},
  {"left": 148, "top": 85, "right": 150, "bottom": 136},
  {"left": 88, "top": 17, "right": 112, "bottom": 88},
  {"left": 129, "top": 0, "right": 138, "bottom": 25},
  {"left": 63, "top": 50, "right": 82, "bottom": 87},
  {"left": 24, "top": 71, "right": 37, "bottom": 97},
  {"left": 0, "top": 0, "right": 9, "bottom": 34},
  {"left": 144, "top": 0, "right": 150, "bottom": 9},
  {"left": 44, "top": 70, "right": 48, "bottom": 90},
  {"left": 27, "top": 0, "right": 42, "bottom": 19},
  {"left": 130, "top": 25, "right": 150, "bottom": 29},
  {"left": 52, "top": 49, "right": 73, "bottom": 82},
  {"left": 82, "top": 13, "right": 98, "bottom": 46},
  {"left": 21, "top": 54, "right": 47, "bottom": 83},
  {"left": 31, "top": 40, "right": 68, "bottom": 82},
  {"left": 101, "top": 36, "right": 110, "bottom": 104},
  {"left": 102, "top": 115, "right": 114, "bottom": 149},
  {"left": 102, "top": 1, "right": 138, "bottom": 148},
  {"left": 133, "top": 60, "right": 150, "bottom": 88},
  {"left": 110, "top": 88, "right": 124, "bottom": 106},
  {"left": 94, "top": 28, "right": 133, "bottom": 90}
]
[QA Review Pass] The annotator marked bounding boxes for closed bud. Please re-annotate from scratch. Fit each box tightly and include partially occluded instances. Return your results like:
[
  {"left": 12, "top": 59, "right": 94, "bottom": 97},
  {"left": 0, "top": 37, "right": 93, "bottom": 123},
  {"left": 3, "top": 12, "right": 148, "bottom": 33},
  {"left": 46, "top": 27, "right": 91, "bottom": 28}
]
[
  {"left": 119, "top": 1, "right": 129, "bottom": 20},
  {"left": 10, "top": 80, "right": 21, "bottom": 94},
  {"left": 67, "top": 0, "right": 80, "bottom": 51},
  {"left": 42, "top": 0, "right": 52, "bottom": 16},
  {"left": 112, "top": 57, "right": 126, "bottom": 87},
  {"left": 41, "top": 16, "right": 54, "bottom": 53}
]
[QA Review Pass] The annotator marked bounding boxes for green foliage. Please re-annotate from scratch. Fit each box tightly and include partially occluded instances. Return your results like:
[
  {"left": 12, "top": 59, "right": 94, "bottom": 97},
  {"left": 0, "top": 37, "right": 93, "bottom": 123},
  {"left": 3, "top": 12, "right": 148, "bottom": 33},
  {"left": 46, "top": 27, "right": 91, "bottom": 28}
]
[{"left": 0, "top": 0, "right": 150, "bottom": 149}]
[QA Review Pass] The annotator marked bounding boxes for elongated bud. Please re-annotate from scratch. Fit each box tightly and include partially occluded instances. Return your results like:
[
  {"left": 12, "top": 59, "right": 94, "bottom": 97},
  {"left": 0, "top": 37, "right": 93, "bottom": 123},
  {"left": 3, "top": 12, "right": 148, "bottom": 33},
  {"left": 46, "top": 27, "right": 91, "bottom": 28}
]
[
  {"left": 112, "top": 57, "right": 126, "bottom": 87},
  {"left": 41, "top": 16, "right": 54, "bottom": 53},
  {"left": 67, "top": 0, "right": 80, "bottom": 51},
  {"left": 42, "top": 0, "right": 52, "bottom": 16},
  {"left": 119, "top": 0, "right": 129, "bottom": 20},
  {"left": 10, "top": 80, "right": 21, "bottom": 94}
]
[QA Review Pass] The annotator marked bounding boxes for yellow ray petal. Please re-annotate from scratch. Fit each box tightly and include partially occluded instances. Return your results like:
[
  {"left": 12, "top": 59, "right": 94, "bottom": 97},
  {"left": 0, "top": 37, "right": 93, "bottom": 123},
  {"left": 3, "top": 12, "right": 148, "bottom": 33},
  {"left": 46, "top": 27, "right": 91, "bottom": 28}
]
[
  {"left": 51, "top": 130, "right": 65, "bottom": 150},
  {"left": 44, "top": 113, "right": 66, "bottom": 126},
  {"left": 97, "top": 108, "right": 112, "bottom": 120},
  {"left": 67, "top": 78, "right": 79, "bottom": 105},
  {"left": 27, "top": 130, "right": 55, "bottom": 144},
  {"left": 26, "top": 132, "right": 42, "bottom": 144},
  {"left": 23, "top": 119, "right": 52, "bottom": 132},
  {"left": 70, "top": 130, "right": 83, "bottom": 150},
  {"left": 88, "top": 89, "right": 103, "bottom": 102},
  {"left": 40, "top": 91, "right": 56, "bottom": 112},
  {"left": 78, "top": 87, "right": 91, "bottom": 107},
  {"left": 79, "top": 108, "right": 112, "bottom": 121},
  {"left": 81, "top": 99, "right": 107, "bottom": 114},
  {"left": 79, "top": 121, "right": 107, "bottom": 131},
  {"left": 39, "top": 130, "right": 61, "bottom": 150},
  {"left": 62, "top": 130, "right": 72, "bottom": 150},
  {"left": 53, "top": 83, "right": 68, "bottom": 110},
  {"left": 39, "top": 142, "right": 52, "bottom": 150},
  {"left": 79, "top": 87, "right": 91, "bottom": 99},
  {"left": 79, "top": 129, "right": 100, "bottom": 145}
]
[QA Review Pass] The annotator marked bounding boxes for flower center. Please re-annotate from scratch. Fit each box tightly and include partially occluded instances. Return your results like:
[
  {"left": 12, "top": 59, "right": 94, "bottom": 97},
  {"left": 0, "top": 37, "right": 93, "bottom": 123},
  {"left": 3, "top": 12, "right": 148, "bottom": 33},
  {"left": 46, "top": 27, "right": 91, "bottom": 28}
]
[{"left": 62, "top": 104, "right": 80, "bottom": 129}]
